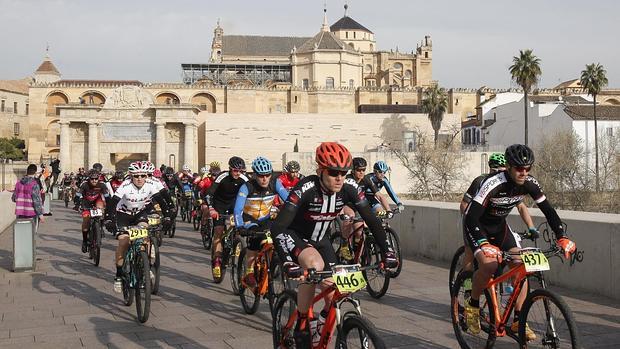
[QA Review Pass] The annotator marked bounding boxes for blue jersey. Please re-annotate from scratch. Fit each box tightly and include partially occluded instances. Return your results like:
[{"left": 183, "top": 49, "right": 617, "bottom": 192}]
[{"left": 364, "top": 173, "right": 401, "bottom": 206}]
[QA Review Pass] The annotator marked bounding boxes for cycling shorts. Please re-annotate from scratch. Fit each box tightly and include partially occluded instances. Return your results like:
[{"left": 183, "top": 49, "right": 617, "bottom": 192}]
[
  {"left": 275, "top": 230, "right": 337, "bottom": 271},
  {"left": 463, "top": 222, "right": 521, "bottom": 252},
  {"left": 115, "top": 209, "right": 149, "bottom": 238},
  {"left": 246, "top": 221, "right": 273, "bottom": 251},
  {"left": 213, "top": 207, "right": 233, "bottom": 227}
]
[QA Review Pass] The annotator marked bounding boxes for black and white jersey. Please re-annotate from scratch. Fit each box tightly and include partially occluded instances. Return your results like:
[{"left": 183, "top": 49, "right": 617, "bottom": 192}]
[
  {"left": 207, "top": 171, "right": 249, "bottom": 212},
  {"left": 113, "top": 178, "right": 163, "bottom": 215}
]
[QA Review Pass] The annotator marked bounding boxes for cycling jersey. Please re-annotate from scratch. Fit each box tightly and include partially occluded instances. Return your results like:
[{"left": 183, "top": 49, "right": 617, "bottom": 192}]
[
  {"left": 207, "top": 171, "right": 249, "bottom": 213},
  {"left": 345, "top": 173, "right": 380, "bottom": 196},
  {"left": 108, "top": 179, "right": 123, "bottom": 193},
  {"left": 75, "top": 182, "right": 109, "bottom": 209},
  {"left": 196, "top": 176, "right": 213, "bottom": 199},
  {"left": 108, "top": 179, "right": 167, "bottom": 215},
  {"left": 271, "top": 175, "right": 391, "bottom": 264},
  {"left": 277, "top": 173, "right": 304, "bottom": 191},
  {"left": 364, "top": 173, "right": 402, "bottom": 207},
  {"left": 464, "top": 171, "right": 565, "bottom": 251},
  {"left": 462, "top": 174, "right": 486, "bottom": 205},
  {"left": 234, "top": 178, "right": 287, "bottom": 229},
  {"left": 62, "top": 178, "right": 73, "bottom": 187}
]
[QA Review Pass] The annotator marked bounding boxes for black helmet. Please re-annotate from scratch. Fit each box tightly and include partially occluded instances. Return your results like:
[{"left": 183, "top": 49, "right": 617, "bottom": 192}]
[
  {"left": 92, "top": 163, "right": 103, "bottom": 172},
  {"left": 505, "top": 144, "right": 535, "bottom": 167},
  {"left": 284, "top": 160, "right": 300, "bottom": 172},
  {"left": 164, "top": 166, "right": 174, "bottom": 175},
  {"left": 87, "top": 169, "right": 99, "bottom": 179},
  {"left": 228, "top": 156, "right": 246, "bottom": 170},
  {"left": 352, "top": 157, "right": 367, "bottom": 169}
]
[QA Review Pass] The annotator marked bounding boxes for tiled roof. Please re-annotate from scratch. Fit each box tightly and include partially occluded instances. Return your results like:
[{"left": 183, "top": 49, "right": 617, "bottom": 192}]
[
  {"left": 564, "top": 105, "right": 620, "bottom": 121},
  {"left": 553, "top": 79, "right": 581, "bottom": 89},
  {"left": 297, "top": 31, "right": 357, "bottom": 53},
  {"left": 0, "top": 78, "right": 30, "bottom": 95},
  {"left": 222, "top": 35, "right": 311, "bottom": 57},
  {"left": 330, "top": 16, "right": 373, "bottom": 33},
  {"left": 35, "top": 59, "right": 60, "bottom": 74}
]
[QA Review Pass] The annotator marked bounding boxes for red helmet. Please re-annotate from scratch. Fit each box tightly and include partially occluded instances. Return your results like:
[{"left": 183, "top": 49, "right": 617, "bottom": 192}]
[
  {"left": 315, "top": 142, "right": 352, "bottom": 171},
  {"left": 153, "top": 169, "right": 162, "bottom": 178}
]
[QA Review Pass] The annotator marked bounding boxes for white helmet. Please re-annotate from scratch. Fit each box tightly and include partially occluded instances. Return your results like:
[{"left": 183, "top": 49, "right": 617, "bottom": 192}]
[
  {"left": 145, "top": 161, "right": 155, "bottom": 174},
  {"left": 200, "top": 166, "right": 209, "bottom": 174},
  {"left": 182, "top": 164, "right": 190, "bottom": 172},
  {"left": 128, "top": 161, "right": 150, "bottom": 174}
]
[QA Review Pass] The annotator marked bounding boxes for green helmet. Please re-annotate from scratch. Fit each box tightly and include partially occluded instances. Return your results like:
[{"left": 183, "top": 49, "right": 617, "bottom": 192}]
[{"left": 488, "top": 153, "right": 507, "bottom": 169}]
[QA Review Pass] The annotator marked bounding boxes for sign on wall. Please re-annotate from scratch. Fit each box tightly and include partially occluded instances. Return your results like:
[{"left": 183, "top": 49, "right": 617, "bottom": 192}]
[{"left": 102, "top": 123, "right": 154, "bottom": 142}]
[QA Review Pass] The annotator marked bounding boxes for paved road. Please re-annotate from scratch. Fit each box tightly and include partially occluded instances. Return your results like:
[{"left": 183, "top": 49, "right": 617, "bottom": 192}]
[{"left": 0, "top": 201, "right": 618, "bottom": 348}]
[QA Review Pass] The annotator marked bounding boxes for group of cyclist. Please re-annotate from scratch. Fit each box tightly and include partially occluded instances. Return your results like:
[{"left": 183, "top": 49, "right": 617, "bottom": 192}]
[{"left": 58, "top": 140, "right": 579, "bottom": 348}]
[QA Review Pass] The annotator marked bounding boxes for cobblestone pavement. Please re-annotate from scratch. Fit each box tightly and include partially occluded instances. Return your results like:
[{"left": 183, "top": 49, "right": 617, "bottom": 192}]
[{"left": 0, "top": 201, "right": 618, "bottom": 348}]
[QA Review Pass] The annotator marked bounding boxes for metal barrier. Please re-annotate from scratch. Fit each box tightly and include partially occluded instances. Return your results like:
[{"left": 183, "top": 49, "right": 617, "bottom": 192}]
[{"left": 13, "top": 218, "right": 36, "bottom": 272}]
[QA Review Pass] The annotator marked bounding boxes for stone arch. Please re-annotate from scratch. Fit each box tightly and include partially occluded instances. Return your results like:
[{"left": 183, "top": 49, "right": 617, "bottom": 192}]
[
  {"left": 155, "top": 91, "right": 181, "bottom": 105},
  {"left": 190, "top": 92, "right": 217, "bottom": 113},
  {"left": 48, "top": 148, "right": 60, "bottom": 155},
  {"left": 46, "top": 119, "right": 61, "bottom": 147},
  {"left": 605, "top": 98, "right": 620, "bottom": 105},
  {"left": 393, "top": 62, "right": 403, "bottom": 71},
  {"left": 348, "top": 43, "right": 355, "bottom": 49},
  {"left": 45, "top": 91, "right": 69, "bottom": 116},
  {"left": 81, "top": 90, "right": 106, "bottom": 105},
  {"left": 364, "top": 64, "right": 373, "bottom": 73}
]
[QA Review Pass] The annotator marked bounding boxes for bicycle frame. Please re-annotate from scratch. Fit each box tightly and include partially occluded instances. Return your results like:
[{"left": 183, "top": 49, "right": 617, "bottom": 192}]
[
  {"left": 483, "top": 262, "right": 529, "bottom": 337},
  {"left": 254, "top": 242, "right": 275, "bottom": 296}
]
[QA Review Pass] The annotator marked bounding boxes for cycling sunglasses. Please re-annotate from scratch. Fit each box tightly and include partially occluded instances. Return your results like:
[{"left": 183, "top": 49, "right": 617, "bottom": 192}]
[
  {"left": 132, "top": 174, "right": 148, "bottom": 179},
  {"left": 256, "top": 173, "right": 271, "bottom": 178},
  {"left": 326, "top": 169, "right": 348, "bottom": 177},
  {"left": 514, "top": 165, "right": 532, "bottom": 173},
  {"left": 355, "top": 168, "right": 366, "bottom": 172}
]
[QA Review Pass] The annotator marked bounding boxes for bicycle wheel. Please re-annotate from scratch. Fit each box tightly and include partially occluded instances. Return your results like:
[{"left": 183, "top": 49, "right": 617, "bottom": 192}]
[
  {"left": 201, "top": 218, "right": 213, "bottom": 250},
  {"left": 519, "top": 288, "right": 580, "bottom": 349},
  {"left": 64, "top": 193, "right": 69, "bottom": 207},
  {"left": 385, "top": 228, "right": 402, "bottom": 278},
  {"left": 229, "top": 237, "right": 242, "bottom": 294},
  {"left": 88, "top": 227, "right": 94, "bottom": 260},
  {"left": 272, "top": 289, "right": 298, "bottom": 349},
  {"left": 185, "top": 201, "right": 192, "bottom": 223},
  {"left": 180, "top": 201, "right": 187, "bottom": 222},
  {"left": 268, "top": 254, "right": 286, "bottom": 313},
  {"left": 335, "top": 314, "right": 386, "bottom": 349},
  {"left": 363, "top": 238, "right": 390, "bottom": 299},
  {"left": 92, "top": 222, "right": 102, "bottom": 267},
  {"left": 169, "top": 220, "right": 176, "bottom": 238},
  {"left": 134, "top": 250, "right": 151, "bottom": 323},
  {"left": 150, "top": 242, "right": 161, "bottom": 295},
  {"left": 192, "top": 211, "right": 200, "bottom": 230},
  {"left": 122, "top": 268, "right": 134, "bottom": 307},
  {"left": 449, "top": 245, "right": 466, "bottom": 296},
  {"left": 238, "top": 248, "right": 261, "bottom": 314},
  {"left": 451, "top": 270, "right": 496, "bottom": 349}
]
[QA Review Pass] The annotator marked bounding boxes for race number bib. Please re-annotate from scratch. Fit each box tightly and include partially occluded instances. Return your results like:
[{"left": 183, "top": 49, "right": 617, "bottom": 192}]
[
  {"left": 521, "top": 251, "right": 550, "bottom": 272},
  {"left": 148, "top": 216, "right": 161, "bottom": 226},
  {"left": 129, "top": 228, "right": 148, "bottom": 241},
  {"left": 90, "top": 208, "right": 103, "bottom": 217},
  {"left": 333, "top": 265, "right": 366, "bottom": 293}
]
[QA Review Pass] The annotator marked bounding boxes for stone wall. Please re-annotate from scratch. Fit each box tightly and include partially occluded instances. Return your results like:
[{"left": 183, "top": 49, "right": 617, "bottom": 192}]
[{"left": 0, "top": 192, "right": 16, "bottom": 234}]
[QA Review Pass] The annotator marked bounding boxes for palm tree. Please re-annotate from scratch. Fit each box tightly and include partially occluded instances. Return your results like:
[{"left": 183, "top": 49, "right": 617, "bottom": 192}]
[
  {"left": 580, "top": 63, "right": 608, "bottom": 192},
  {"left": 509, "top": 49, "right": 542, "bottom": 146},
  {"left": 420, "top": 85, "right": 448, "bottom": 147}
]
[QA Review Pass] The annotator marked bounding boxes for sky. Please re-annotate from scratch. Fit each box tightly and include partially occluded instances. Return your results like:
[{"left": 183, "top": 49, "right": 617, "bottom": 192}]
[{"left": 1, "top": 0, "right": 617, "bottom": 88}]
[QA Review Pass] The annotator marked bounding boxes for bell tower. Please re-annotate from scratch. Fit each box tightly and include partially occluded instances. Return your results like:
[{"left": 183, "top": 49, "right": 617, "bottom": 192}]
[{"left": 210, "top": 19, "right": 223, "bottom": 62}]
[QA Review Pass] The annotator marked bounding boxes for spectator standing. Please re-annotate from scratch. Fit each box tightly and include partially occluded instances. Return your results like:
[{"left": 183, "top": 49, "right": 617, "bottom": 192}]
[
  {"left": 50, "top": 159, "right": 61, "bottom": 192},
  {"left": 12, "top": 164, "right": 45, "bottom": 225}
]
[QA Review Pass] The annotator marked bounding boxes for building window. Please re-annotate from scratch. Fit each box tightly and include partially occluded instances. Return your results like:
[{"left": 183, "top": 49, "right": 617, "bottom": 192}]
[
  {"left": 607, "top": 127, "right": 613, "bottom": 137},
  {"left": 302, "top": 79, "right": 309, "bottom": 89},
  {"left": 1, "top": 100, "right": 4, "bottom": 112},
  {"left": 294, "top": 96, "right": 298, "bottom": 104},
  {"left": 56, "top": 135, "right": 61, "bottom": 146},
  {"left": 326, "top": 77, "right": 334, "bottom": 89},
  {"left": 25, "top": 103, "right": 29, "bottom": 115},
  {"left": 346, "top": 32, "right": 348, "bottom": 39},
  {"left": 425, "top": 52, "right": 428, "bottom": 58},
  {"left": 14, "top": 102, "right": 17, "bottom": 114},
  {"left": 13, "top": 123, "right": 19, "bottom": 136},
  {"left": 349, "top": 79, "right": 354, "bottom": 88},
  {"left": 353, "top": 32, "right": 356, "bottom": 39}
]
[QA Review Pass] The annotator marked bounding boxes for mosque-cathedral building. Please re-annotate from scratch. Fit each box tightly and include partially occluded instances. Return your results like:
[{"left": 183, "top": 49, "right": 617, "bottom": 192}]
[{"left": 1, "top": 5, "right": 619, "bottom": 171}]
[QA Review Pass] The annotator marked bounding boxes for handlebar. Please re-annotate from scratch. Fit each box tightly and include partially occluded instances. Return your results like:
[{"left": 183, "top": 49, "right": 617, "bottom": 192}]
[{"left": 301, "top": 264, "right": 381, "bottom": 284}]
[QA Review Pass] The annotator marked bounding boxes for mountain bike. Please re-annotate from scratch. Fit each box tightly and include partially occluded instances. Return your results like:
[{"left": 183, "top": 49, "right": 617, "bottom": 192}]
[
  {"left": 237, "top": 228, "right": 286, "bottom": 314},
  {"left": 211, "top": 214, "right": 243, "bottom": 295},
  {"left": 273, "top": 263, "right": 386, "bottom": 348},
  {"left": 451, "top": 223, "right": 580, "bottom": 349},
  {"left": 86, "top": 207, "right": 104, "bottom": 267},
  {"left": 146, "top": 214, "right": 162, "bottom": 295},
  {"left": 192, "top": 198, "right": 203, "bottom": 231},
  {"left": 179, "top": 190, "right": 193, "bottom": 223},
  {"left": 163, "top": 195, "right": 177, "bottom": 238},
  {"left": 119, "top": 225, "right": 152, "bottom": 323}
]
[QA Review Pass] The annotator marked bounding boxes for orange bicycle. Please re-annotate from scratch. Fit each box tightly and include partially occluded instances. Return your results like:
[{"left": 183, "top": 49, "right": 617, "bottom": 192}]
[
  {"left": 237, "top": 228, "right": 287, "bottom": 314},
  {"left": 272, "top": 264, "right": 386, "bottom": 349},
  {"left": 450, "top": 224, "right": 580, "bottom": 349}
]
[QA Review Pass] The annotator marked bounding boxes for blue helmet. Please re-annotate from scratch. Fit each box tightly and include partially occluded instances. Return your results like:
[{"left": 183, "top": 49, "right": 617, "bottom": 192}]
[
  {"left": 251, "top": 156, "right": 273, "bottom": 175},
  {"left": 373, "top": 161, "right": 389, "bottom": 173}
]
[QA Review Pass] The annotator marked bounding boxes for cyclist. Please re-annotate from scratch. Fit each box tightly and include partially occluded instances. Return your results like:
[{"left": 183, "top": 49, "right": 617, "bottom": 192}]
[
  {"left": 177, "top": 164, "right": 194, "bottom": 214},
  {"left": 271, "top": 142, "right": 398, "bottom": 348},
  {"left": 463, "top": 144, "right": 577, "bottom": 340},
  {"left": 76, "top": 167, "right": 87, "bottom": 186},
  {"left": 234, "top": 156, "right": 288, "bottom": 287},
  {"left": 74, "top": 169, "right": 110, "bottom": 253},
  {"left": 337, "top": 157, "right": 385, "bottom": 261},
  {"left": 208, "top": 161, "right": 222, "bottom": 178},
  {"left": 366, "top": 161, "right": 405, "bottom": 214},
  {"left": 207, "top": 156, "right": 249, "bottom": 279},
  {"left": 163, "top": 167, "right": 177, "bottom": 194},
  {"left": 107, "top": 170, "right": 125, "bottom": 194},
  {"left": 104, "top": 161, "right": 172, "bottom": 293},
  {"left": 274, "top": 160, "right": 303, "bottom": 207},
  {"left": 195, "top": 166, "right": 215, "bottom": 233}
]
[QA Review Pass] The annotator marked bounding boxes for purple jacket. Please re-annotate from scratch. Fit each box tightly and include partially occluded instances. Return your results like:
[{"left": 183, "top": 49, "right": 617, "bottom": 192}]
[{"left": 12, "top": 176, "right": 43, "bottom": 217}]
